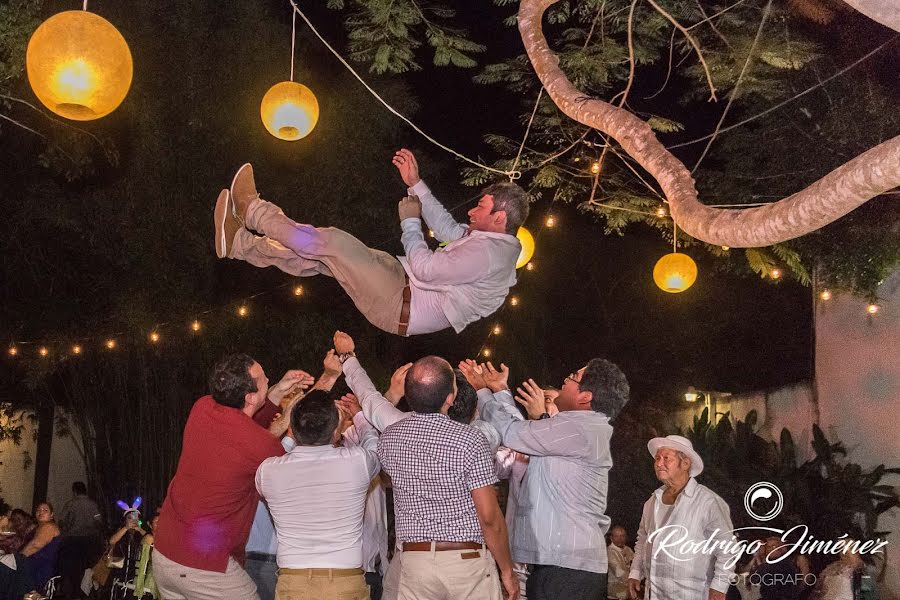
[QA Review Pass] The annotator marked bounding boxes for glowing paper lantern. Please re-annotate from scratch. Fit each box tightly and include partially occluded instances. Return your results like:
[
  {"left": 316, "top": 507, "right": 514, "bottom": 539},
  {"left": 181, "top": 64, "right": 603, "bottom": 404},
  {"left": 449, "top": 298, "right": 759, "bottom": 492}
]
[
  {"left": 26, "top": 11, "right": 133, "bottom": 120},
  {"left": 516, "top": 227, "right": 535, "bottom": 269},
  {"left": 653, "top": 252, "right": 698, "bottom": 293},
  {"left": 260, "top": 81, "right": 319, "bottom": 141}
]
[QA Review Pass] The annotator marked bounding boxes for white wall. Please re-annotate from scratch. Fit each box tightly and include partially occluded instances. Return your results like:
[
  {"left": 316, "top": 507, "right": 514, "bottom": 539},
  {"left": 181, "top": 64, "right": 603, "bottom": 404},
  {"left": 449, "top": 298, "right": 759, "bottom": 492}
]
[{"left": 0, "top": 408, "right": 87, "bottom": 512}]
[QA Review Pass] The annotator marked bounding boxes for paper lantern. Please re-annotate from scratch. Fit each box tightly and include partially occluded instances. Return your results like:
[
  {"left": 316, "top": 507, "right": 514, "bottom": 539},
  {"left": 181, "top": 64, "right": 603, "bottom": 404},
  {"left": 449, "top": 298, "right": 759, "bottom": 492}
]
[
  {"left": 516, "top": 227, "right": 535, "bottom": 269},
  {"left": 26, "top": 11, "right": 133, "bottom": 120},
  {"left": 260, "top": 81, "right": 319, "bottom": 141},
  {"left": 653, "top": 252, "right": 697, "bottom": 293}
]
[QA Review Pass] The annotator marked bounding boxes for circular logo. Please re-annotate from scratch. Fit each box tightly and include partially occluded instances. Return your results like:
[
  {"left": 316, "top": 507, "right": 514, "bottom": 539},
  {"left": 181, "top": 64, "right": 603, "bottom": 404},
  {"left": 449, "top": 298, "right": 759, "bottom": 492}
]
[{"left": 744, "top": 482, "right": 784, "bottom": 521}]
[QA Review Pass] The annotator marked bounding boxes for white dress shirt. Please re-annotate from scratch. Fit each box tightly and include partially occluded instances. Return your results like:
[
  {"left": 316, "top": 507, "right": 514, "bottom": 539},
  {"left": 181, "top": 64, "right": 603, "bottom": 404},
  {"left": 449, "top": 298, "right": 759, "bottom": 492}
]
[
  {"left": 246, "top": 436, "right": 295, "bottom": 556},
  {"left": 343, "top": 425, "right": 389, "bottom": 575},
  {"left": 342, "top": 356, "right": 503, "bottom": 451},
  {"left": 255, "top": 414, "right": 380, "bottom": 569},
  {"left": 629, "top": 478, "right": 736, "bottom": 599},
  {"left": 479, "top": 388, "right": 615, "bottom": 573},
  {"left": 398, "top": 180, "right": 521, "bottom": 334}
]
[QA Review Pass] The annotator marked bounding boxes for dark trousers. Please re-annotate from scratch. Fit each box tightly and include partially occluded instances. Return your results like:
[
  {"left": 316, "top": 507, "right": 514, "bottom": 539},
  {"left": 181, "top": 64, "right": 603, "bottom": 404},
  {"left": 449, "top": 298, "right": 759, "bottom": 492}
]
[
  {"left": 527, "top": 565, "right": 608, "bottom": 600},
  {"left": 59, "top": 536, "right": 101, "bottom": 598},
  {"left": 365, "top": 571, "right": 383, "bottom": 600},
  {"left": 245, "top": 553, "right": 278, "bottom": 600}
]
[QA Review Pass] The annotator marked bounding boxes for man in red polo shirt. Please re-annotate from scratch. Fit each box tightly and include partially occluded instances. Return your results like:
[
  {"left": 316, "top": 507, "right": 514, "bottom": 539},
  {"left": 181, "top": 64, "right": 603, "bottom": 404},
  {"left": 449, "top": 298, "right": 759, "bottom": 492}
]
[{"left": 154, "top": 354, "right": 306, "bottom": 600}]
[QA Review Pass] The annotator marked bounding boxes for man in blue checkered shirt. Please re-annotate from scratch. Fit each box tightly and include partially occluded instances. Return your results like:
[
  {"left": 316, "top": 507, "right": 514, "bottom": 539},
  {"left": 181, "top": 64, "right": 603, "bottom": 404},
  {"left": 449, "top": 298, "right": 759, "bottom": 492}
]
[{"left": 333, "top": 331, "right": 518, "bottom": 600}]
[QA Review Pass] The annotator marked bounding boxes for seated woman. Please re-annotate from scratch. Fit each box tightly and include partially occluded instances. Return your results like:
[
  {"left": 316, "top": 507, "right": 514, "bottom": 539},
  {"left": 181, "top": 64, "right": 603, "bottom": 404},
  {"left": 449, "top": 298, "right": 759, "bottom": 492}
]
[
  {"left": 0, "top": 500, "right": 36, "bottom": 600},
  {"left": 108, "top": 509, "right": 148, "bottom": 599},
  {"left": 22, "top": 502, "right": 62, "bottom": 593}
]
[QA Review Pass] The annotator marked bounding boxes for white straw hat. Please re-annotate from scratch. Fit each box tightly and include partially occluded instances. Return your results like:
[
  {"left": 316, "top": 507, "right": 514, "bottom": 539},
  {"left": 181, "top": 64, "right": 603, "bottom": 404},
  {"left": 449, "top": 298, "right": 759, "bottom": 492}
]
[{"left": 648, "top": 435, "right": 704, "bottom": 477}]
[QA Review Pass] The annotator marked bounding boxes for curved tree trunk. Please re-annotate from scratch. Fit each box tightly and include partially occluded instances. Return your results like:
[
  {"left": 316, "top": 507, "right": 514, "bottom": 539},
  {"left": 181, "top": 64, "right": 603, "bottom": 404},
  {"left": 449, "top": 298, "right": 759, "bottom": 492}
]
[
  {"left": 841, "top": 0, "right": 900, "bottom": 33},
  {"left": 518, "top": 0, "right": 900, "bottom": 248}
]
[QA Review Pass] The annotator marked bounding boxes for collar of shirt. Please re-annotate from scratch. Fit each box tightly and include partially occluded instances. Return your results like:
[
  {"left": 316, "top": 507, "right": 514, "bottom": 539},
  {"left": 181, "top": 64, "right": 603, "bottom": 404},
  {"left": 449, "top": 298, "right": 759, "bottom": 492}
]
[{"left": 653, "top": 476, "right": 699, "bottom": 501}]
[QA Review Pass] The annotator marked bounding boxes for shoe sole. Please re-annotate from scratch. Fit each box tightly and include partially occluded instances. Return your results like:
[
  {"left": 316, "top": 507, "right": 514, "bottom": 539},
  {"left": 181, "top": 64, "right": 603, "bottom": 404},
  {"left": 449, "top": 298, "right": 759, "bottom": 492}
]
[
  {"left": 214, "top": 189, "right": 229, "bottom": 258},
  {"left": 230, "top": 163, "right": 253, "bottom": 219}
]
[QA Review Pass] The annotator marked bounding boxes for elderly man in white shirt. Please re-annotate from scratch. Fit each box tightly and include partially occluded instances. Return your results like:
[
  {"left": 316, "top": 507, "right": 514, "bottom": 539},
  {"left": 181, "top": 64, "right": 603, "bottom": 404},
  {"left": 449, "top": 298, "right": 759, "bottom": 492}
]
[
  {"left": 256, "top": 390, "right": 380, "bottom": 600},
  {"left": 628, "top": 435, "right": 736, "bottom": 600},
  {"left": 214, "top": 148, "right": 527, "bottom": 336},
  {"left": 607, "top": 526, "right": 634, "bottom": 600}
]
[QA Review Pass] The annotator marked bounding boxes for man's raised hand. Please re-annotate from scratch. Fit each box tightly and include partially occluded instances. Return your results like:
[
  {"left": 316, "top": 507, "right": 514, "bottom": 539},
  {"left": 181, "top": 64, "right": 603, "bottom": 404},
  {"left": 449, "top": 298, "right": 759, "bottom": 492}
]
[
  {"left": 333, "top": 331, "right": 355, "bottom": 355},
  {"left": 515, "top": 378, "right": 548, "bottom": 420},
  {"left": 483, "top": 362, "right": 510, "bottom": 393},
  {"left": 335, "top": 393, "right": 362, "bottom": 418},
  {"left": 398, "top": 195, "right": 422, "bottom": 221},
  {"left": 386, "top": 362, "right": 413, "bottom": 405},
  {"left": 392, "top": 148, "right": 421, "bottom": 187},
  {"left": 268, "top": 369, "right": 315, "bottom": 405},
  {"left": 458, "top": 359, "right": 488, "bottom": 390},
  {"left": 323, "top": 349, "right": 342, "bottom": 376}
]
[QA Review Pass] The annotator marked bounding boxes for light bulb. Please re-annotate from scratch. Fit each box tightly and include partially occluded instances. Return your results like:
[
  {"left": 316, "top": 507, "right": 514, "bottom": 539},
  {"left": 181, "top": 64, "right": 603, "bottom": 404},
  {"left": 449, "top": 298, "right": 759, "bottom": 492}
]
[
  {"left": 590, "top": 161, "right": 601, "bottom": 174},
  {"left": 510, "top": 296, "right": 520, "bottom": 306},
  {"left": 867, "top": 304, "right": 879, "bottom": 315},
  {"left": 191, "top": 320, "right": 201, "bottom": 332},
  {"left": 482, "top": 348, "right": 492, "bottom": 358},
  {"left": 105, "top": 339, "right": 116, "bottom": 350},
  {"left": 819, "top": 290, "right": 831, "bottom": 301},
  {"left": 545, "top": 215, "right": 556, "bottom": 228},
  {"left": 492, "top": 325, "right": 502, "bottom": 335},
  {"left": 72, "top": 344, "right": 83, "bottom": 355},
  {"left": 8, "top": 346, "right": 18, "bottom": 357},
  {"left": 237, "top": 306, "right": 249, "bottom": 317},
  {"left": 722, "top": 246, "right": 730, "bottom": 251},
  {"left": 293, "top": 285, "right": 304, "bottom": 297},
  {"left": 39, "top": 347, "right": 49, "bottom": 357},
  {"left": 149, "top": 332, "right": 160, "bottom": 343},
  {"left": 656, "top": 207, "right": 667, "bottom": 218},
  {"left": 525, "top": 262, "right": 535, "bottom": 271}
]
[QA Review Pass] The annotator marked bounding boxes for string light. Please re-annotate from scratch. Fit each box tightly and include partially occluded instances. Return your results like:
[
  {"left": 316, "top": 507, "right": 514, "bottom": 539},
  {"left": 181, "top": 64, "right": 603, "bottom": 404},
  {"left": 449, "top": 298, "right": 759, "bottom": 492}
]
[
  {"left": 191, "top": 320, "right": 202, "bottom": 332},
  {"left": 590, "top": 161, "right": 601, "bottom": 174},
  {"left": 492, "top": 325, "right": 502, "bottom": 335},
  {"left": 8, "top": 346, "right": 19, "bottom": 357},
  {"left": 149, "top": 332, "right": 160, "bottom": 343},
  {"left": 819, "top": 290, "right": 832, "bottom": 301},
  {"left": 39, "top": 347, "right": 49, "bottom": 357},
  {"left": 293, "top": 285, "right": 304, "bottom": 297},
  {"left": 428, "top": 230, "right": 435, "bottom": 238},
  {"left": 545, "top": 215, "right": 556, "bottom": 228},
  {"left": 525, "top": 262, "right": 535, "bottom": 271},
  {"left": 867, "top": 304, "right": 879, "bottom": 315},
  {"left": 105, "top": 339, "right": 117, "bottom": 350},
  {"left": 656, "top": 207, "right": 667, "bottom": 218},
  {"left": 482, "top": 348, "right": 492, "bottom": 358},
  {"left": 771, "top": 268, "right": 782, "bottom": 280},
  {"left": 237, "top": 305, "right": 249, "bottom": 317},
  {"left": 509, "top": 296, "right": 520, "bottom": 307},
  {"left": 722, "top": 246, "right": 730, "bottom": 251},
  {"left": 72, "top": 344, "right": 83, "bottom": 355}
]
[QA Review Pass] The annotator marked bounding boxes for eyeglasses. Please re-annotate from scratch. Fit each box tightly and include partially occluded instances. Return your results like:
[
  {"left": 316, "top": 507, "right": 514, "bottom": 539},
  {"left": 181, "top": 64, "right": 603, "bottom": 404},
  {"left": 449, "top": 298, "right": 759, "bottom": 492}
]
[{"left": 564, "top": 373, "right": 581, "bottom": 386}]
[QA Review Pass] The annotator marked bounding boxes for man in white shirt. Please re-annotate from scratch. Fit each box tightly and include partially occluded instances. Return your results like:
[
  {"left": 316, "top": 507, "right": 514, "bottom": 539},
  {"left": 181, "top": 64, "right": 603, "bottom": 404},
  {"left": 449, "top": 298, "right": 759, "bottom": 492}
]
[
  {"left": 606, "top": 526, "right": 634, "bottom": 600},
  {"left": 214, "top": 149, "right": 528, "bottom": 336},
  {"left": 256, "top": 390, "right": 380, "bottom": 600},
  {"left": 628, "top": 435, "right": 735, "bottom": 600}
]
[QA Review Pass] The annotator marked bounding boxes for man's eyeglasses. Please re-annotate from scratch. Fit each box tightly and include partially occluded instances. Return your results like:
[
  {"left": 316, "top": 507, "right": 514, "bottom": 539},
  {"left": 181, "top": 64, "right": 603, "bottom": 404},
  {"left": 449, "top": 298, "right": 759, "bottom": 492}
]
[{"left": 564, "top": 373, "right": 581, "bottom": 386}]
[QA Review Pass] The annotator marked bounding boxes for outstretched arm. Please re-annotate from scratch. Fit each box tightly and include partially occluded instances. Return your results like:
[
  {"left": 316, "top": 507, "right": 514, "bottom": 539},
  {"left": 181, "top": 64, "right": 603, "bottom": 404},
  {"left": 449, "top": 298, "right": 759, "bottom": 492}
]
[{"left": 393, "top": 148, "right": 467, "bottom": 242}]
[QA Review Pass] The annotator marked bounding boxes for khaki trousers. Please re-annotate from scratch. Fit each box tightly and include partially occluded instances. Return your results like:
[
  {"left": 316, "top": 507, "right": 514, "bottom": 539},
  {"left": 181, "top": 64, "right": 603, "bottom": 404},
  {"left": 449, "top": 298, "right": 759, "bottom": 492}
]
[
  {"left": 274, "top": 567, "right": 369, "bottom": 600},
  {"left": 234, "top": 198, "right": 407, "bottom": 335},
  {"left": 153, "top": 550, "right": 260, "bottom": 600},
  {"left": 396, "top": 546, "right": 502, "bottom": 600}
]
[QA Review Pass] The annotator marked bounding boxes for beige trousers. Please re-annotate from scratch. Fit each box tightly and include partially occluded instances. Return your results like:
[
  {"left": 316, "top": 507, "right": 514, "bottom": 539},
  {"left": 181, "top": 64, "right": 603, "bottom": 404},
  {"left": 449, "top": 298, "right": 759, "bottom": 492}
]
[
  {"left": 233, "top": 198, "right": 407, "bottom": 335},
  {"left": 395, "top": 546, "right": 502, "bottom": 600},
  {"left": 153, "top": 550, "right": 260, "bottom": 600},
  {"left": 274, "top": 568, "right": 369, "bottom": 600}
]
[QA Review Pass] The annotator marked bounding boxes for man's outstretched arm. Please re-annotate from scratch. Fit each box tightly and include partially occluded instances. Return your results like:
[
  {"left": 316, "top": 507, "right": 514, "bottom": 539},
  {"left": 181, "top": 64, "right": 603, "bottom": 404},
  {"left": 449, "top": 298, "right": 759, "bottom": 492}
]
[{"left": 393, "top": 148, "right": 467, "bottom": 242}]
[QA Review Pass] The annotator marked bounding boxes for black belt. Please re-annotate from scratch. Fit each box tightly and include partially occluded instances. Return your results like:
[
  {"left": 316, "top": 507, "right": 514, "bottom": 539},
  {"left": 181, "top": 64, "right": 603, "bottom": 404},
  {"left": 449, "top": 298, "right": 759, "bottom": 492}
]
[{"left": 246, "top": 551, "right": 277, "bottom": 564}]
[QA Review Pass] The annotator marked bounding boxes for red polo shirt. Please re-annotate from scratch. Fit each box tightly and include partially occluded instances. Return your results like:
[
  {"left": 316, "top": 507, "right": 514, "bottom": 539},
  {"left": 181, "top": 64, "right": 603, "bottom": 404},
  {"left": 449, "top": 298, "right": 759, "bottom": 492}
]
[{"left": 155, "top": 395, "right": 285, "bottom": 572}]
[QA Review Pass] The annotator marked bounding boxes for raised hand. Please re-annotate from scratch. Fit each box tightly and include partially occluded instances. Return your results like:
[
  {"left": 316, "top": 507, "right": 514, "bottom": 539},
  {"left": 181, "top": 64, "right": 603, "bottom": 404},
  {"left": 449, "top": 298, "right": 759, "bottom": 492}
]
[
  {"left": 515, "top": 378, "right": 548, "bottom": 420},
  {"left": 386, "top": 362, "right": 413, "bottom": 405},
  {"left": 335, "top": 393, "right": 362, "bottom": 418},
  {"left": 398, "top": 195, "right": 422, "bottom": 221},
  {"left": 333, "top": 331, "right": 355, "bottom": 355},
  {"left": 458, "top": 359, "right": 488, "bottom": 390},
  {"left": 483, "top": 361, "right": 510, "bottom": 392},
  {"left": 268, "top": 369, "right": 315, "bottom": 405},
  {"left": 392, "top": 148, "right": 421, "bottom": 187},
  {"left": 323, "top": 349, "right": 341, "bottom": 376}
]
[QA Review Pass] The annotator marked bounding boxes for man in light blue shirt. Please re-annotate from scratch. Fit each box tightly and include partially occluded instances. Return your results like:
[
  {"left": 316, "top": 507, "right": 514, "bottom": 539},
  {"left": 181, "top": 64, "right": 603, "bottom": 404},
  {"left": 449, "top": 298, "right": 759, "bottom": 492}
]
[{"left": 461, "top": 358, "right": 630, "bottom": 600}]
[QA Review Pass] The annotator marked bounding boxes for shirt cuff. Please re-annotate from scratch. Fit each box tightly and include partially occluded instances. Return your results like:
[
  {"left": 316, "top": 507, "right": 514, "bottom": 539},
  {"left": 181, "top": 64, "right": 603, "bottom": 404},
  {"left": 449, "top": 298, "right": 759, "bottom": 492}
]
[
  {"left": 401, "top": 217, "right": 423, "bottom": 232},
  {"left": 408, "top": 180, "right": 430, "bottom": 198},
  {"left": 352, "top": 411, "right": 371, "bottom": 431},
  {"left": 341, "top": 356, "right": 362, "bottom": 376}
]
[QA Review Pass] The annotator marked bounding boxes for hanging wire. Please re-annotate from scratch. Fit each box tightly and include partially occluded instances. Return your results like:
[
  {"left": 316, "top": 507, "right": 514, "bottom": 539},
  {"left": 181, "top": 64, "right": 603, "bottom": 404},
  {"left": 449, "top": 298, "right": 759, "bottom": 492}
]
[
  {"left": 673, "top": 220, "right": 678, "bottom": 253},
  {"left": 509, "top": 88, "right": 544, "bottom": 181},
  {"left": 290, "top": 8, "right": 297, "bottom": 82},
  {"left": 83, "top": 0, "right": 88, "bottom": 10},
  {"left": 286, "top": 0, "right": 518, "bottom": 179}
]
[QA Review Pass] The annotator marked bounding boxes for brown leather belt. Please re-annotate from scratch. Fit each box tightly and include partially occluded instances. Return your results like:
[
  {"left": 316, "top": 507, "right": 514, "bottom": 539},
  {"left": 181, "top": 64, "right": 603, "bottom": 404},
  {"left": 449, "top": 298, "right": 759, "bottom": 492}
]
[
  {"left": 402, "top": 541, "right": 483, "bottom": 552},
  {"left": 398, "top": 281, "right": 412, "bottom": 336}
]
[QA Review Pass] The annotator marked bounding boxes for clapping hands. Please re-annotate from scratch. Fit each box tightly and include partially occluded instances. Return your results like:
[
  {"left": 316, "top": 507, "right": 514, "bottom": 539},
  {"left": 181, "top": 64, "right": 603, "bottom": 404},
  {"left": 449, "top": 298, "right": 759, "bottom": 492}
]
[{"left": 268, "top": 369, "right": 315, "bottom": 406}]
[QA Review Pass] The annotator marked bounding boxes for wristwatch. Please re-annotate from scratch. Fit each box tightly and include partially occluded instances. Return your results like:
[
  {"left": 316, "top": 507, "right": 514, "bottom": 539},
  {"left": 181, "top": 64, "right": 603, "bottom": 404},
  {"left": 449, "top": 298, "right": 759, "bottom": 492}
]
[
  {"left": 538, "top": 412, "right": 551, "bottom": 420},
  {"left": 338, "top": 351, "right": 356, "bottom": 364}
]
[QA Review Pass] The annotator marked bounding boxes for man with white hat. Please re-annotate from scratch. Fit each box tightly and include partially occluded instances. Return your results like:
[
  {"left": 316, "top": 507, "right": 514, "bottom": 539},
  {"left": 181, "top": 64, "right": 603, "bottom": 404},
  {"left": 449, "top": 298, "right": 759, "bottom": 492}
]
[{"left": 627, "top": 435, "right": 735, "bottom": 600}]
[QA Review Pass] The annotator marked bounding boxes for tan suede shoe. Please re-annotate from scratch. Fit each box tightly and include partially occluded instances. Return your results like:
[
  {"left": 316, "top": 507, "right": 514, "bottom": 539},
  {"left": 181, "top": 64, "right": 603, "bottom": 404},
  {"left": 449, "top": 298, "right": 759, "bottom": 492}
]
[
  {"left": 230, "top": 163, "right": 258, "bottom": 222},
  {"left": 214, "top": 189, "right": 241, "bottom": 258}
]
